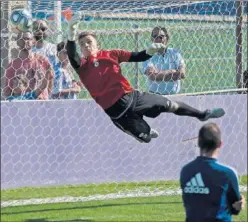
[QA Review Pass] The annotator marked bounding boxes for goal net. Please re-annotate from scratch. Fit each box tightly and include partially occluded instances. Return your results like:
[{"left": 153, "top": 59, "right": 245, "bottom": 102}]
[{"left": 1, "top": 0, "right": 247, "bottom": 221}]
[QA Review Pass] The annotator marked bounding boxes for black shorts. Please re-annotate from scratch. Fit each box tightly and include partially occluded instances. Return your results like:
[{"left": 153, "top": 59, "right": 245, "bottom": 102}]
[{"left": 105, "top": 90, "right": 172, "bottom": 143}]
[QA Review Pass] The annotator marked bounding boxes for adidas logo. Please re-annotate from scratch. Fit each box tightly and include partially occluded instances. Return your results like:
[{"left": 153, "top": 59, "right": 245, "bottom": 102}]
[{"left": 184, "top": 173, "right": 210, "bottom": 194}]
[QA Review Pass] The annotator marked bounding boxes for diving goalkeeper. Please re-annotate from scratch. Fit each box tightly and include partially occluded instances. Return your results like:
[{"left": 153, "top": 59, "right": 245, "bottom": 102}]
[{"left": 66, "top": 12, "right": 225, "bottom": 143}]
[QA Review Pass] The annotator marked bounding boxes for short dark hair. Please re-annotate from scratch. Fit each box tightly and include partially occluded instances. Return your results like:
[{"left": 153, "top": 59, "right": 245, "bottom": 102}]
[
  {"left": 78, "top": 31, "right": 96, "bottom": 41},
  {"left": 198, "top": 122, "right": 221, "bottom": 151},
  {"left": 151, "top": 26, "right": 170, "bottom": 40},
  {"left": 57, "top": 41, "right": 66, "bottom": 53}
]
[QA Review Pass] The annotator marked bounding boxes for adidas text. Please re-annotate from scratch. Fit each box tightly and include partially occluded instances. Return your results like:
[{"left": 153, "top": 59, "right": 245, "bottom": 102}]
[{"left": 184, "top": 187, "right": 210, "bottom": 194}]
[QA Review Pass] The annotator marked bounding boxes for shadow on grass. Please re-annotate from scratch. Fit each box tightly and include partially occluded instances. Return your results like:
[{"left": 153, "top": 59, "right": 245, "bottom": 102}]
[
  {"left": 25, "top": 219, "right": 93, "bottom": 222},
  {"left": 2, "top": 201, "right": 182, "bottom": 216}
]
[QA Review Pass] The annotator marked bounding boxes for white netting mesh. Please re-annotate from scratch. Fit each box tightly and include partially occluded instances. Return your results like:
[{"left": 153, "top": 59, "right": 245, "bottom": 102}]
[{"left": 1, "top": 1, "right": 247, "bottom": 221}]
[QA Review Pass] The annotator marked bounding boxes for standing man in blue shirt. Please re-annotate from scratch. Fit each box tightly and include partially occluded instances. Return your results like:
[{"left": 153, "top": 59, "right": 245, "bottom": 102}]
[
  {"left": 143, "top": 26, "right": 186, "bottom": 95},
  {"left": 180, "top": 122, "right": 245, "bottom": 222}
]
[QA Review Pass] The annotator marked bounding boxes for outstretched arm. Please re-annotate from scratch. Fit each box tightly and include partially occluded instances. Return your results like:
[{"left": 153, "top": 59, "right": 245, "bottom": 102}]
[
  {"left": 128, "top": 43, "right": 167, "bottom": 62},
  {"left": 67, "top": 40, "right": 81, "bottom": 73},
  {"left": 66, "top": 12, "right": 82, "bottom": 74},
  {"left": 129, "top": 50, "right": 152, "bottom": 62}
]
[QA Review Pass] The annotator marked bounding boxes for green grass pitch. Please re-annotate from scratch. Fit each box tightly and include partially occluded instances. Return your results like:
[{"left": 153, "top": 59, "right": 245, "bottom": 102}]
[{"left": 1, "top": 176, "right": 247, "bottom": 221}]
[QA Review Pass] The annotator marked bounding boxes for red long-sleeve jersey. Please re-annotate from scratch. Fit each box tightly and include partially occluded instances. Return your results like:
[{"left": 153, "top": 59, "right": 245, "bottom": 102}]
[{"left": 78, "top": 50, "right": 134, "bottom": 109}]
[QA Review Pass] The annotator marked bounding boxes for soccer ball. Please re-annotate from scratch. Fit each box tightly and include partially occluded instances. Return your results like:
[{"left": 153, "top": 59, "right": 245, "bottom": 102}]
[{"left": 10, "top": 8, "right": 32, "bottom": 32}]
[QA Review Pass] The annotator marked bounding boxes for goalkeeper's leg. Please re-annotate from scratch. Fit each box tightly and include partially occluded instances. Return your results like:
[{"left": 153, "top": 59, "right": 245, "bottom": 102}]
[
  {"left": 134, "top": 91, "right": 225, "bottom": 121},
  {"left": 112, "top": 113, "right": 156, "bottom": 143}
]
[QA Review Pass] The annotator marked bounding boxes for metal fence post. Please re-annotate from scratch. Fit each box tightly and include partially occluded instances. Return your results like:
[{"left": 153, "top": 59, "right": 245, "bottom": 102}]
[
  {"left": 134, "top": 24, "right": 139, "bottom": 89},
  {"left": 235, "top": 0, "right": 243, "bottom": 88}
]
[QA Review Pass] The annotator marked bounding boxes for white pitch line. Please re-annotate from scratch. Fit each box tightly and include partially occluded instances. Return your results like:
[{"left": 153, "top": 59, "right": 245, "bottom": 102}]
[{"left": 1, "top": 186, "right": 247, "bottom": 208}]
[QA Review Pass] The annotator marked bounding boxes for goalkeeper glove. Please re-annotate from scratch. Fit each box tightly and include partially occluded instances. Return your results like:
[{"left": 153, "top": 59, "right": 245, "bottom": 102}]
[
  {"left": 146, "top": 43, "right": 167, "bottom": 56},
  {"left": 67, "top": 11, "right": 82, "bottom": 41}
]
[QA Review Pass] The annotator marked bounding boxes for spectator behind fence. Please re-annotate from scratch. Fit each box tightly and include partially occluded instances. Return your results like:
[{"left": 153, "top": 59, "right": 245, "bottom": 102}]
[
  {"left": 32, "top": 19, "right": 60, "bottom": 95},
  {"left": 3, "top": 31, "right": 54, "bottom": 100},
  {"left": 143, "top": 26, "right": 186, "bottom": 95},
  {"left": 51, "top": 41, "right": 82, "bottom": 99},
  {"left": 180, "top": 122, "right": 245, "bottom": 222},
  {"left": 32, "top": 20, "right": 58, "bottom": 69}
]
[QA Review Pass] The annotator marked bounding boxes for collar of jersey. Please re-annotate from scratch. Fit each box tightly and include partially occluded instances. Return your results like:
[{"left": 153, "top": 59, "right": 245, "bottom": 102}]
[{"left": 197, "top": 156, "right": 217, "bottom": 161}]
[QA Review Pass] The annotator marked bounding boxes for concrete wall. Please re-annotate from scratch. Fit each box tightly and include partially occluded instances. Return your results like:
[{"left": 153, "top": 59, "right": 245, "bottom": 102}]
[{"left": 1, "top": 94, "right": 247, "bottom": 189}]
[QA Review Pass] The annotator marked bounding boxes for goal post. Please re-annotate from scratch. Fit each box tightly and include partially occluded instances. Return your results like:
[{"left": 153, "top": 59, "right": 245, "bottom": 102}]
[{"left": 54, "top": 0, "right": 62, "bottom": 43}]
